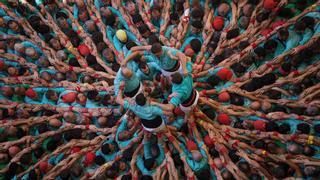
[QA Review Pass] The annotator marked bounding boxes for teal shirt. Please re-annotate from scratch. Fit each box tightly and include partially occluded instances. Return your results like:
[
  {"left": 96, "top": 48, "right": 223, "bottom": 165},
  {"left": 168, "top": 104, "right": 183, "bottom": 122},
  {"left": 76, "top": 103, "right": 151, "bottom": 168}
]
[
  {"left": 274, "top": 29, "right": 301, "bottom": 56},
  {"left": 170, "top": 74, "right": 193, "bottom": 106},
  {"left": 114, "top": 68, "right": 140, "bottom": 95},
  {"left": 136, "top": 62, "right": 161, "bottom": 81},
  {"left": 115, "top": 116, "right": 138, "bottom": 149},
  {"left": 155, "top": 46, "right": 179, "bottom": 70},
  {"left": 143, "top": 141, "right": 165, "bottom": 165},
  {"left": 123, "top": 100, "right": 163, "bottom": 120}
]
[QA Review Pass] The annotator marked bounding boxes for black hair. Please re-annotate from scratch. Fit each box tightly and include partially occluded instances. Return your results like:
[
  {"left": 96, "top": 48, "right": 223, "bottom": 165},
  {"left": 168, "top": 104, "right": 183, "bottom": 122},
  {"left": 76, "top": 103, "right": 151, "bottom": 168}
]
[
  {"left": 101, "top": 94, "right": 112, "bottom": 106},
  {"left": 70, "top": 37, "right": 81, "bottom": 47},
  {"left": 170, "top": 12, "right": 179, "bottom": 21},
  {"left": 238, "top": 161, "right": 251, "bottom": 174},
  {"left": 278, "top": 7, "right": 292, "bottom": 18},
  {"left": 171, "top": 73, "right": 183, "bottom": 84},
  {"left": 300, "top": 48, "right": 314, "bottom": 61},
  {"left": 264, "top": 39, "right": 277, "bottom": 51},
  {"left": 264, "top": 90, "right": 281, "bottom": 100},
  {"left": 253, "top": 140, "right": 266, "bottom": 149},
  {"left": 191, "top": 20, "right": 203, "bottom": 29},
  {"left": 190, "top": 39, "right": 202, "bottom": 53},
  {"left": 231, "top": 63, "right": 246, "bottom": 75},
  {"left": 68, "top": 58, "right": 80, "bottom": 67},
  {"left": 303, "top": 146, "right": 316, "bottom": 156},
  {"left": 203, "top": 108, "right": 216, "bottom": 119},
  {"left": 272, "top": 165, "right": 287, "bottom": 179},
  {"left": 212, "top": 54, "right": 225, "bottom": 64},
  {"left": 226, "top": 28, "right": 240, "bottom": 40},
  {"left": 56, "top": 11, "right": 68, "bottom": 19},
  {"left": 135, "top": 93, "right": 147, "bottom": 106},
  {"left": 95, "top": 155, "right": 106, "bottom": 165},
  {"left": 230, "top": 94, "right": 244, "bottom": 106},
  {"left": 256, "top": 11, "right": 270, "bottom": 23},
  {"left": 88, "top": 132, "right": 97, "bottom": 140},
  {"left": 101, "top": 143, "right": 111, "bottom": 155},
  {"left": 301, "top": 16, "right": 315, "bottom": 30},
  {"left": 47, "top": 140, "right": 58, "bottom": 151},
  {"left": 20, "top": 153, "right": 32, "bottom": 165},
  {"left": 123, "top": 147, "right": 133, "bottom": 161},
  {"left": 207, "top": 75, "right": 221, "bottom": 87},
  {"left": 38, "top": 25, "right": 51, "bottom": 34},
  {"left": 179, "top": 123, "right": 189, "bottom": 135},
  {"left": 191, "top": 8, "right": 204, "bottom": 20},
  {"left": 172, "top": 153, "right": 183, "bottom": 166},
  {"left": 34, "top": 147, "right": 44, "bottom": 159},
  {"left": 91, "top": 31, "right": 103, "bottom": 44},
  {"left": 87, "top": 90, "right": 99, "bottom": 100},
  {"left": 28, "top": 15, "right": 41, "bottom": 28},
  {"left": 265, "top": 121, "right": 279, "bottom": 132},
  {"left": 278, "top": 123, "right": 290, "bottom": 134},
  {"left": 106, "top": 115, "right": 117, "bottom": 128},
  {"left": 280, "top": 62, "right": 291, "bottom": 72},
  {"left": 38, "top": 123, "right": 49, "bottom": 134},
  {"left": 261, "top": 73, "right": 276, "bottom": 85},
  {"left": 93, "top": 63, "right": 105, "bottom": 72},
  {"left": 294, "top": 20, "right": 307, "bottom": 32},
  {"left": 144, "top": 158, "right": 155, "bottom": 171},
  {"left": 104, "top": 14, "right": 116, "bottom": 26},
  {"left": 247, "top": 0, "right": 259, "bottom": 5},
  {"left": 16, "top": 127, "right": 26, "bottom": 138},
  {"left": 121, "top": 174, "right": 132, "bottom": 180},
  {"left": 151, "top": 43, "right": 162, "bottom": 54},
  {"left": 297, "top": 123, "right": 310, "bottom": 134},
  {"left": 196, "top": 168, "right": 211, "bottom": 180},
  {"left": 126, "top": 41, "right": 137, "bottom": 50},
  {"left": 148, "top": 35, "right": 160, "bottom": 45},
  {"left": 140, "top": 175, "right": 153, "bottom": 180},
  {"left": 254, "top": 47, "right": 266, "bottom": 58},
  {"left": 112, "top": 63, "right": 120, "bottom": 72},
  {"left": 138, "top": 24, "right": 150, "bottom": 35},
  {"left": 249, "top": 173, "right": 262, "bottom": 180},
  {"left": 238, "top": 41, "right": 250, "bottom": 51},
  {"left": 278, "top": 28, "right": 289, "bottom": 37},
  {"left": 85, "top": 54, "right": 97, "bottom": 66},
  {"left": 28, "top": 169, "right": 37, "bottom": 180},
  {"left": 132, "top": 14, "right": 143, "bottom": 24},
  {"left": 209, "top": 147, "right": 219, "bottom": 158},
  {"left": 228, "top": 150, "right": 240, "bottom": 163}
]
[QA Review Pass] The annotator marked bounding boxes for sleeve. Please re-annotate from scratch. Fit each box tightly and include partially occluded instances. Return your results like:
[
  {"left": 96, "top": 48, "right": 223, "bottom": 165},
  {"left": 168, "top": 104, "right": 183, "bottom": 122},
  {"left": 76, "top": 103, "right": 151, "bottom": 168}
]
[
  {"left": 106, "top": 26, "right": 115, "bottom": 42},
  {"left": 165, "top": 25, "right": 175, "bottom": 38},
  {"left": 113, "top": 73, "right": 122, "bottom": 95},
  {"left": 94, "top": 0, "right": 101, "bottom": 10},
  {"left": 126, "top": 30, "right": 138, "bottom": 43},
  {"left": 284, "top": 32, "right": 300, "bottom": 52},
  {"left": 123, "top": 100, "right": 130, "bottom": 109},
  {"left": 151, "top": 105, "right": 164, "bottom": 116},
  {"left": 143, "top": 140, "right": 152, "bottom": 159},
  {"left": 116, "top": 118, "right": 127, "bottom": 143},
  {"left": 136, "top": 155, "right": 152, "bottom": 175},
  {"left": 169, "top": 92, "right": 183, "bottom": 107},
  {"left": 109, "top": 7, "right": 130, "bottom": 30},
  {"left": 73, "top": 4, "right": 79, "bottom": 19},
  {"left": 35, "top": 0, "right": 43, "bottom": 6},
  {"left": 300, "top": 29, "right": 313, "bottom": 45},
  {"left": 149, "top": 62, "right": 161, "bottom": 72}
]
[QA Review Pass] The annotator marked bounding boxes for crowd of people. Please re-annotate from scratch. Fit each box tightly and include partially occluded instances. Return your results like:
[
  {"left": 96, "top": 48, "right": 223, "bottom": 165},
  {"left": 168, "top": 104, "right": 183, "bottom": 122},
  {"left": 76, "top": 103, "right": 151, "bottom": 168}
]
[{"left": 0, "top": 0, "right": 319, "bottom": 179}]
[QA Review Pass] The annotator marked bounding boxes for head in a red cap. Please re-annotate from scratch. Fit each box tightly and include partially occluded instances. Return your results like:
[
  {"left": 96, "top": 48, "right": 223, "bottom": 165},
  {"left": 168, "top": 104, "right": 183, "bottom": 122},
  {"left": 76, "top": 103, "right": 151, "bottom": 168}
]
[
  {"left": 39, "top": 161, "right": 49, "bottom": 173},
  {"left": 62, "top": 92, "right": 77, "bottom": 103},
  {"left": 77, "top": 44, "right": 90, "bottom": 56},
  {"left": 174, "top": 107, "right": 185, "bottom": 116},
  {"left": 263, "top": 0, "right": 277, "bottom": 10},
  {"left": 84, "top": 152, "right": 96, "bottom": 166},
  {"left": 217, "top": 113, "right": 231, "bottom": 125},
  {"left": 212, "top": 16, "right": 224, "bottom": 31},
  {"left": 204, "top": 135, "right": 214, "bottom": 148},
  {"left": 216, "top": 68, "right": 233, "bottom": 81},
  {"left": 218, "top": 91, "right": 230, "bottom": 102},
  {"left": 253, "top": 120, "right": 266, "bottom": 131},
  {"left": 0, "top": 60, "right": 5, "bottom": 70},
  {"left": 25, "top": 88, "right": 38, "bottom": 99}
]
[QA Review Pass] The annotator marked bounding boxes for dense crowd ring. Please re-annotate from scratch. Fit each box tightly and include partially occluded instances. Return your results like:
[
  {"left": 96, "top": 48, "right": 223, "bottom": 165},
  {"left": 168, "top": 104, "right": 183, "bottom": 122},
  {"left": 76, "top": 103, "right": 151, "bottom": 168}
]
[{"left": 0, "top": 0, "right": 319, "bottom": 179}]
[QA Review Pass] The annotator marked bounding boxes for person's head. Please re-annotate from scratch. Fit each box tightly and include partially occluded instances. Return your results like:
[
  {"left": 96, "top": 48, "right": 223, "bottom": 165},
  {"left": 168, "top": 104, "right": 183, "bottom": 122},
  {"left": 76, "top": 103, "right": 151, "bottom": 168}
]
[
  {"left": 277, "top": 28, "right": 289, "bottom": 41},
  {"left": 253, "top": 139, "right": 266, "bottom": 149},
  {"left": 66, "top": 71, "right": 78, "bottom": 82},
  {"left": 191, "top": 8, "right": 204, "bottom": 21},
  {"left": 7, "top": 20, "right": 19, "bottom": 32},
  {"left": 221, "top": 170, "right": 234, "bottom": 180},
  {"left": 226, "top": 28, "right": 240, "bottom": 40},
  {"left": 272, "top": 165, "right": 288, "bottom": 179},
  {"left": 63, "top": 111, "right": 77, "bottom": 123},
  {"left": 265, "top": 121, "right": 278, "bottom": 132},
  {"left": 278, "top": 123, "right": 290, "bottom": 134},
  {"left": 207, "top": 75, "right": 221, "bottom": 87},
  {"left": 126, "top": 1, "right": 137, "bottom": 15},
  {"left": 170, "top": 73, "right": 183, "bottom": 85},
  {"left": 151, "top": 43, "right": 163, "bottom": 57},
  {"left": 304, "top": 165, "right": 319, "bottom": 177},
  {"left": 297, "top": 123, "right": 310, "bottom": 134},
  {"left": 49, "top": 38, "right": 62, "bottom": 50},
  {"left": 102, "top": 48, "right": 115, "bottom": 63},
  {"left": 264, "top": 39, "right": 277, "bottom": 53},
  {"left": 101, "top": 94, "right": 115, "bottom": 106},
  {"left": 75, "top": 93, "right": 86, "bottom": 105},
  {"left": 238, "top": 161, "right": 251, "bottom": 174},
  {"left": 151, "top": 4, "right": 161, "bottom": 20},
  {"left": 170, "top": 12, "right": 179, "bottom": 25},
  {"left": 2, "top": 86, "right": 14, "bottom": 98},
  {"left": 132, "top": 13, "right": 143, "bottom": 26},
  {"left": 301, "top": 16, "right": 315, "bottom": 30},
  {"left": 242, "top": 4, "right": 253, "bottom": 17},
  {"left": 135, "top": 93, "right": 146, "bottom": 106},
  {"left": 303, "top": 146, "right": 315, "bottom": 156},
  {"left": 218, "top": 3, "right": 230, "bottom": 17},
  {"left": 138, "top": 24, "right": 151, "bottom": 38},
  {"left": 294, "top": 20, "right": 307, "bottom": 34},
  {"left": 78, "top": 10, "right": 89, "bottom": 22},
  {"left": 121, "top": 67, "right": 133, "bottom": 79},
  {"left": 87, "top": 90, "right": 100, "bottom": 101},
  {"left": 256, "top": 11, "right": 270, "bottom": 23},
  {"left": 191, "top": 20, "right": 203, "bottom": 34},
  {"left": 239, "top": 16, "right": 250, "bottom": 29},
  {"left": 138, "top": 62, "right": 150, "bottom": 74},
  {"left": 144, "top": 158, "right": 156, "bottom": 170},
  {"left": 85, "top": 20, "right": 96, "bottom": 33},
  {"left": 45, "top": 90, "right": 59, "bottom": 102},
  {"left": 287, "top": 143, "right": 303, "bottom": 155}
]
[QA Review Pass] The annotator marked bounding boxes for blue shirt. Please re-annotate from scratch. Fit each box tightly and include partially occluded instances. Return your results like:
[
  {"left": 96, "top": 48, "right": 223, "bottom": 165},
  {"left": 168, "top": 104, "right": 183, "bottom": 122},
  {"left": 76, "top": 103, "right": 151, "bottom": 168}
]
[
  {"left": 170, "top": 75, "right": 194, "bottom": 106},
  {"left": 154, "top": 46, "right": 179, "bottom": 70},
  {"left": 123, "top": 100, "right": 163, "bottom": 120},
  {"left": 114, "top": 68, "right": 140, "bottom": 95},
  {"left": 136, "top": 62, "right": 161, "bottom": 81}
]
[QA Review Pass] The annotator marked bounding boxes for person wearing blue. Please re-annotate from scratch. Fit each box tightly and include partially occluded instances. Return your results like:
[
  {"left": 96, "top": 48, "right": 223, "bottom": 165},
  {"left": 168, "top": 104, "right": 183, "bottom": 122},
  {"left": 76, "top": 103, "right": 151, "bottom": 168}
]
[
  {"left": 273, "top": 27, "right": 301, "bottom": 57},
  {"left": 114, "top": 67, "right": 141, "bottom": 98},
  {"left": 116, "top": 85, "right": 171, "bottom": 133},
  {"left": 136, "top": 62, "right": 161, "bottom": 81},
  {"left": 115, "top": 114, "right": 139, "bottom": 149}
]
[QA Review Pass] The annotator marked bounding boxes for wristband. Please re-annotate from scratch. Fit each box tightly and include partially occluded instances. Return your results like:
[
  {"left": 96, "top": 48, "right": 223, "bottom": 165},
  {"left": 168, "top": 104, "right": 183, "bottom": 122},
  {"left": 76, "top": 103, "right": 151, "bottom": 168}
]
[
  {"left": 69, "top": 66, "right": 74, "bottom": 71},
  {"left": 69, "top": 106, "right": 74, "bottom": 111},
  {"left": 290, "top": 134, "right": 297, "bottom": 141},
  {"left": 94, "top": 19, "right": 100, "bottom": 24},
  {"left": 218, "top": 147, "right": 227, "bottom": 154},
  {"left": 85, "top": 124, "right": 90, "bottom": 130},
  {"left": 239, "top": 51, "right": 245, "bottom": 57},
  {"left": 202, "top": 90, "right": 207, "bottom": 95},
  {"left": 2, "top": 119, "right": 7, "bottom": 124},
  {"left": 273, "top": 132, "right": 279, "bottom": 137},
  {"left": 232, "top": 140, "right": 239, "bottom": 149},
  {"left": 251, "top": 43, "right": 257, "bottom": 48},
  {"left": 190, "top": 122, "right": 196, "bottom": 127},
  {"left": 223, "top": 135, "right": 230, "bottom": 141},
  {"left": 292, "top": 70, "right": 299, "bottom": 75},
  {"left": 200, "top": 61, "right": 205, "bottom": 65},
  {"left": 75, "top": 86, "right": 81, "bottom": 92},
  {"left": 210, "top": 162, "right": 217, "bottom": 169},
  {"left": 297, "top": 116, "right": 304, "bottom": 120}
]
